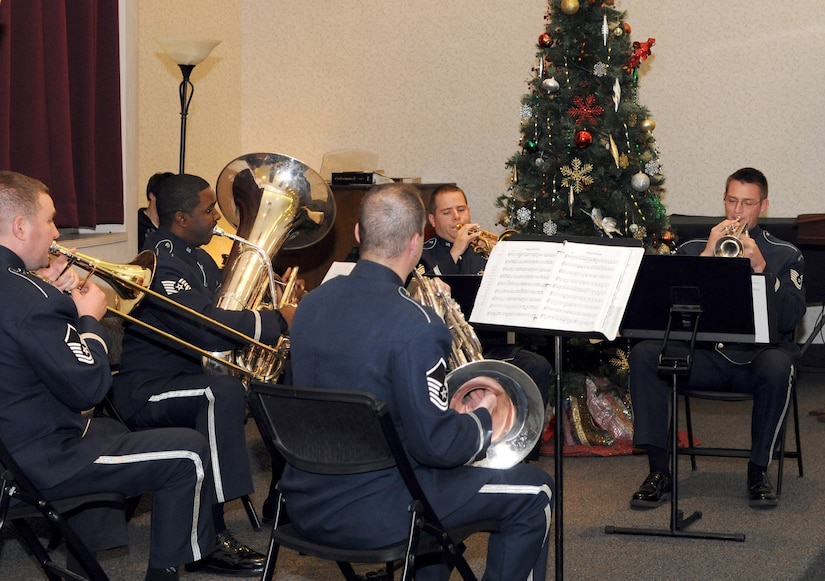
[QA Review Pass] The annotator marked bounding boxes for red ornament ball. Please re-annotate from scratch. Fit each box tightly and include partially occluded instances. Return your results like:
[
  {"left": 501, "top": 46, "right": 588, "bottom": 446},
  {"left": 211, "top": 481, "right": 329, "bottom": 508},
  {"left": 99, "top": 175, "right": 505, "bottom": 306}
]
[
  {"left": 538, "top": 33, "right": 552, "bottom": 47},
  {"left": 574, "top": 130, "right": 593, "bottom": 149},
  {"left": 623, "top": 22, "right": 632, "bottom": 34}
]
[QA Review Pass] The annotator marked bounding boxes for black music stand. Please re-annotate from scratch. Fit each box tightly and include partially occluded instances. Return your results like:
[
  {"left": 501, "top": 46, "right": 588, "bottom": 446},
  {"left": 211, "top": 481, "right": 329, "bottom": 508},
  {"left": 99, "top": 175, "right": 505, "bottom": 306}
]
[{"left": 605, "top": 254, "right": 776, "bottom": 541}]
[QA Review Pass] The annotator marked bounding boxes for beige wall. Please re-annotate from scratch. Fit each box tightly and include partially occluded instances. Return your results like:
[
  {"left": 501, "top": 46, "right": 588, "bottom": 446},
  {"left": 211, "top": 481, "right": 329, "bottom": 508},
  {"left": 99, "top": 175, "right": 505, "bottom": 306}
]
[{"left": 133, "top": 0, "right": 825, "bottom": 239}]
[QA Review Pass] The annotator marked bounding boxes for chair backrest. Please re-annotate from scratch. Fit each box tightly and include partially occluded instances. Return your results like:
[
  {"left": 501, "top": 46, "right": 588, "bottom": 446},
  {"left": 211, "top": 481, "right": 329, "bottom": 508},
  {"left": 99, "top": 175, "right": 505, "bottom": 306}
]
[{"left": 249, "top": 382, "right": 401, "bottom": 475}]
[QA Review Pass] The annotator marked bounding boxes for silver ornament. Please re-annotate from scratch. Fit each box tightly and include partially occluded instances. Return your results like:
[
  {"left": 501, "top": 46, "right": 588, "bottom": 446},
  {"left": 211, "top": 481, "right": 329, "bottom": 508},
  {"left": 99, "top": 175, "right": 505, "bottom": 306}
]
[
  {"left": 543, "top": 220, "right": 558, "bottom": 236},
  {"left": 631, "top": 172, "right": 650, "bottom": 192},
  {"left": 541, "top": 77, "right": 560, "bottom": 93}
]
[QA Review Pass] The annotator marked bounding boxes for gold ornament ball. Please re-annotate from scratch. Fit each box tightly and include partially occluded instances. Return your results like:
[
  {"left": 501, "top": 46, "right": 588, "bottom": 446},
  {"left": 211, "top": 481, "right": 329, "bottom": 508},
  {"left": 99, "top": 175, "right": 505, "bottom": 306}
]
[
  {"left": 640, "top": 118, "right": 656, "bottom": 132},
  {"left": 560, "top": 0, "right": 580, "bottom": 15}
]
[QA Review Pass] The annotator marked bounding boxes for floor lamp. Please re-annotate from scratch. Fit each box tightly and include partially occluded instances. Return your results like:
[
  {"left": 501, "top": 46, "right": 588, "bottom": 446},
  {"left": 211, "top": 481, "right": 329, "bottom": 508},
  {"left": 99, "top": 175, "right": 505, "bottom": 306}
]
[{"left": 156, "top": 38, "right": 221, "bottom": 174}]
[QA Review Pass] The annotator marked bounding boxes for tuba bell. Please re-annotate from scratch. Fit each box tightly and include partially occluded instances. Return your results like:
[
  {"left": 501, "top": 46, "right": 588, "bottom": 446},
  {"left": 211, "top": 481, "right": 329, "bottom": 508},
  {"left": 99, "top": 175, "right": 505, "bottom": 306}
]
[
  {"left": 411, "top": 266, "right": 544, "bottom": 469},
  {"left": 207, "top": 153, "right": 336, "bottom": 382}
]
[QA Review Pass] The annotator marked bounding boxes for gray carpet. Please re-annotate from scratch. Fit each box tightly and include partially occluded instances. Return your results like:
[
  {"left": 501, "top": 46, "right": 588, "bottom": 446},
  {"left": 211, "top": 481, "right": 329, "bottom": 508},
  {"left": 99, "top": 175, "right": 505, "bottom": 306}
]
[{"left": 2, "top": 367, "right": 825, "bottom": 580}]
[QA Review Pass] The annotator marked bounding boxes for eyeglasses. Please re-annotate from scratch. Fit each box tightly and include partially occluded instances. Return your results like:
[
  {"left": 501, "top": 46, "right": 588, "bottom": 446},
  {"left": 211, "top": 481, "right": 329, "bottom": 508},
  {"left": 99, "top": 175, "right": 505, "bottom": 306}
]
[{"left": 724, "top": 196, "right": 762, "bottom": 208}]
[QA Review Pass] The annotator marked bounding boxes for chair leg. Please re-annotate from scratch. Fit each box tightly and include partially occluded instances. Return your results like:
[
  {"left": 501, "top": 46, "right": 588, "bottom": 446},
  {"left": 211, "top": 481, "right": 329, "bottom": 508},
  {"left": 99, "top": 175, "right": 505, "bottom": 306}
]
[
  {"left": 683, "top": 396, "right": 698, "bottom": 470},
  {"left": 792, "top": 384, "right": 804, "bottom": 477},
  {"left": 241, "top": 494, "right": 261, "bottom": 530}
]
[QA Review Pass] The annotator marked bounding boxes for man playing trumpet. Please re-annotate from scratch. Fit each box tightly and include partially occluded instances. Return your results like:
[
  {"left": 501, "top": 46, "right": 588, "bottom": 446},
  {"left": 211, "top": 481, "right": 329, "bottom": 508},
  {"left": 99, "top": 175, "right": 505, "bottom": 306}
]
[
  {"left": 629, "top": 167, "right": 806, "bottom": 509},
  {"left": 420, "top": 184, "right": 552, "bottom": 461}
]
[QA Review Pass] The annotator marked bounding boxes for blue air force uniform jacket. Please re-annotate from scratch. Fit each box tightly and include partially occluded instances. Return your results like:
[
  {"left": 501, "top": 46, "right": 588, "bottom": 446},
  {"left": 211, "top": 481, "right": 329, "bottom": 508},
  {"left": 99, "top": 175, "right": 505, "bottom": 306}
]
[
  {"left": 0, "top": 246, "right": 115, "bottom": 489},
  {"left": 281, "top": 259, "right": 496, "bottom": 545},
  {"left": 678, "top": 224, "right": 806, "bottom": 355},
  {"left": 421, "top": 234, "right": 488, "bottom": 275},
  {"left": 113, "top": 228, "right": 288, "bottom": 419}
]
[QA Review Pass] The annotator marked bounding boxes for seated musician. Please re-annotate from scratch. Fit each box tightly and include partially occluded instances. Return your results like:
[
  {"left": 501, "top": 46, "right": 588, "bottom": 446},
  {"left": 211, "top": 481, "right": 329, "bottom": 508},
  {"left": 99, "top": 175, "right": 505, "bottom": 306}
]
[
  {"left": 629, "top": 167, "right": 806, "bottom": 509},
  {"left": 282, "top": 183, "right": 554, "bottom": 581},
  {"left": 112, "top": 174, "right": 296, "bottom": 576},
  {"left": 0, "top": 171, "right": 215, "bottom": 581},
  {"left": 419, "top": 184, "right": 552, "bottom": 460}
]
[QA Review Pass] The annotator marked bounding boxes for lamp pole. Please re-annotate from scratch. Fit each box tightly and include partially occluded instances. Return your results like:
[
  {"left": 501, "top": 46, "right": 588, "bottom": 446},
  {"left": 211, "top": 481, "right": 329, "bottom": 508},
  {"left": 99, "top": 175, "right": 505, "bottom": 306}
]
[
  {"left": 156, "top": 38, "right": 220, "bottom": 175},
  {"left": 177, "top": 64, "right": 196, "bottom": 174}
]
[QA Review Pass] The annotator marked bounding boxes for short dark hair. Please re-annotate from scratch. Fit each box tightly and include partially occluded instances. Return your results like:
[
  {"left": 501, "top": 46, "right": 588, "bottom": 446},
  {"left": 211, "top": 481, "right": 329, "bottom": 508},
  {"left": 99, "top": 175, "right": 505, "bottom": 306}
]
[
  {"left": 726, "top": 167, "right": 768, "bottom": 200},
  {"left": 359, "top": 183, "right": 426, "bottom": 259},
  {"left": 0, "top": 171, "right": 49, "bottom": 236},
  {"left": 427, "top": 184, "right": 465, "bottom": 216},
  {"left": 146, "top": 171, "right": 175, "bottom": 200},
  {"left": 155, "top": 174, "right": 211, "bottom": 227}
]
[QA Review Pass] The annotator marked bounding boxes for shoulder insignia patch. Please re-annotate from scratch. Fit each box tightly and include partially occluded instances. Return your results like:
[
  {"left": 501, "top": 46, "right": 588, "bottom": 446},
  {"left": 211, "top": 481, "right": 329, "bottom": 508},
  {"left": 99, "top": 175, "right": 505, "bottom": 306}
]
[
  {"left": 791, "top": 269, "right": 803, "bottom": 291},
  {"left": 426, "top": 357, "right": 449, "bottom": 411},
  {"left": 161, "top": 278, "right": 192, "bottom": 295},
  {"left": 64, "top": 323, "right": 94, "bottom": 365}
]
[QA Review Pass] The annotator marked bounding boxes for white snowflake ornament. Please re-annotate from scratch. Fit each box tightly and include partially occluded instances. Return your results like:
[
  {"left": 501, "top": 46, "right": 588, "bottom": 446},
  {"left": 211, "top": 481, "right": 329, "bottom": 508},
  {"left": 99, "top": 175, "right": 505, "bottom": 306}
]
[
  {"left": 516, "top": 206, "right": 532, "bottom": 224},
  {"left": 543, "top": 220, "right": 558, "bottom": 236}
]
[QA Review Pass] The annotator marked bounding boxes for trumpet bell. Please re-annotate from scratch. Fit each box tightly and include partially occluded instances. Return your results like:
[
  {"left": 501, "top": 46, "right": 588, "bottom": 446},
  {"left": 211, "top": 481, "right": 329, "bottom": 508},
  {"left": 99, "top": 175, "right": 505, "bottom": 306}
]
[
  {"left": 446, "top": 359, "right": 545, "bottom": 469},
  {"left": 715, "top": 235, "right": 744, "bottom": 258}
]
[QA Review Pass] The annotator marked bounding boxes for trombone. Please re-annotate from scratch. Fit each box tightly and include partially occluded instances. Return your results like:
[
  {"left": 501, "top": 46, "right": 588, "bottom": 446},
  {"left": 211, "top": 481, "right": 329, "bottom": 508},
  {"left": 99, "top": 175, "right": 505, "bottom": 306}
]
[{"left": 49, "top": 243, "right": 280, "bottom": 381}]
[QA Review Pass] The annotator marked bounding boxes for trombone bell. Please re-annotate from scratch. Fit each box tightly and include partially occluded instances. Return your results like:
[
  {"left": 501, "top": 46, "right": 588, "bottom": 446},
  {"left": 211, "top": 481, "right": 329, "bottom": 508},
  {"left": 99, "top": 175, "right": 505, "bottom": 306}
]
[{"left": 49, "top": 243, "right": 157, "bottom": 313}]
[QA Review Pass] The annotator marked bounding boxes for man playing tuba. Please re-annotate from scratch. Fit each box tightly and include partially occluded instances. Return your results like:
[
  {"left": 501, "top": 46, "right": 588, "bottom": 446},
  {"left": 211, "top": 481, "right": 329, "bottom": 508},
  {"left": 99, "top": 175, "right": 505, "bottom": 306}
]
[{"left": 112, "top": 174, "right": 294, "bottom": 576}]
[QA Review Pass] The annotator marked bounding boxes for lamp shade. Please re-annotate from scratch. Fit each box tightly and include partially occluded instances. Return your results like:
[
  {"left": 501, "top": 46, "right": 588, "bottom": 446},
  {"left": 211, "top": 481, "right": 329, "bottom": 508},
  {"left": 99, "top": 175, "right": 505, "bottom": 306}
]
[{"left": 156, "top": 38, "right": 221, "bottom": 66}]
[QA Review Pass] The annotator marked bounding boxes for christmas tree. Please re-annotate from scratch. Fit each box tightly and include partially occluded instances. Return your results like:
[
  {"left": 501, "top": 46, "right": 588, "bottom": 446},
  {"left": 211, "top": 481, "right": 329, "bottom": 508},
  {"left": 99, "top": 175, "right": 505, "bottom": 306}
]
[
  {"left": 496, "top": 0, "right": 674, "bottom": 452},
  {"left": 497, "top": 0, "right": 674, "bottom": 253}
]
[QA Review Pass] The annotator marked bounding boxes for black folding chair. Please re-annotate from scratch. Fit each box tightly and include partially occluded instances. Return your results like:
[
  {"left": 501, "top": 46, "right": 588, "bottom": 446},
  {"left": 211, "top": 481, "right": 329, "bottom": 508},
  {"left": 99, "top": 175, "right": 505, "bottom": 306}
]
[
  {"left": 248, "top": 382, "right": 498, "bottom": 581},
  {"left": 0, "top": 436, "right": 125, "bottom": 581}
]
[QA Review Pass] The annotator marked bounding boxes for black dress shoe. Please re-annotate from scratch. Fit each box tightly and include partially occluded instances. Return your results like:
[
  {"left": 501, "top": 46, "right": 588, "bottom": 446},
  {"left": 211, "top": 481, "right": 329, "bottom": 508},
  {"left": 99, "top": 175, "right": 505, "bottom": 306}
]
[
  {"left": 747, "top": 467, "right": 778, "bottom": 508},
  {"left": 630, "top": 472, "right": 671, "bottom": 509},
  {"left": 185, "top": 530, "right": 266, "bottom": 576},
  {"left": 261, "top": 496, "right": 276, "bottom": 527}
]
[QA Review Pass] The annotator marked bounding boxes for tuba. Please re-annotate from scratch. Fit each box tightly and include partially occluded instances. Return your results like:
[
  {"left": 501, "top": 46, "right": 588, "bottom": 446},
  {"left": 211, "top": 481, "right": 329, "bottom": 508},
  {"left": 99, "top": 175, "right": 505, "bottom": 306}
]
[
  {"left": 207, "top": 153, "right": 336, "bottom": 382},
  {"left": 411, "top": 266, "right": 544, "bottom": 468}
]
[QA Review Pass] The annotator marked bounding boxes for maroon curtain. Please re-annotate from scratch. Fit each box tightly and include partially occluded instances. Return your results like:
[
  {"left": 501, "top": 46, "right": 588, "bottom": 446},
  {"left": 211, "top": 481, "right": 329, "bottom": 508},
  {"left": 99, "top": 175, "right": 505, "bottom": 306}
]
[{"left": 0, "top": 0, "right": 123, "bottom": 228}]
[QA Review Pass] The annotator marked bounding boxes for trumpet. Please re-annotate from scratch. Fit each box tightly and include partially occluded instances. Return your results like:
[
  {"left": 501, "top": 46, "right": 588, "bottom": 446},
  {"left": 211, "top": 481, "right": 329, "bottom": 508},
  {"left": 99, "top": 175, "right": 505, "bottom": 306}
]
[
  {"left": 714, "top": 219, "right": 748, "bottom": 258},
  {"left": 456, "top": 224, "right": 518, "bottom": 260},
  {"left": 48, "top": 243, "right": 281, "bottom": 381}
]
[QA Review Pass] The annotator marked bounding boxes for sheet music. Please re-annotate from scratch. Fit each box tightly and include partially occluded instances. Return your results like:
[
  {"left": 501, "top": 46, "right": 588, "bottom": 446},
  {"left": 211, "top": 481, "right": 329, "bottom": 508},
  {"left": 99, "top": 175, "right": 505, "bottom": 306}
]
[
  {"left": 321, "top": 261, "right": 355, "bottom": 284},
  {"left": 470, "top": 239, "right": 644, "bottom": 340},
  {"left": 751, "top": 275, "right": 770, "bottom": 343}
]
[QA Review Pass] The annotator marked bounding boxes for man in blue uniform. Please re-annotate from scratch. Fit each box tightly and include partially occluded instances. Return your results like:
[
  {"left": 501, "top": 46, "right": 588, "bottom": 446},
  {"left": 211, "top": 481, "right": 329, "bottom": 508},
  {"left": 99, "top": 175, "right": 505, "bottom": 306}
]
[
  {"left": 0, "top": 171, "right": 215, "bottom": 581},
  {"left": 282, "top": 183, "right": 554, "bottom": 581},
  {"left": 137, "top": 171, "right": 174, "bottom": 251},
  {"left": 113, "top": 174, "right": 294, "bottom": 575},
  {"left": 629, "top": 167, "right": 806, "bottom": 509},
  {"left": 420, "top": 184, "right": 552, "bottom": 460}
]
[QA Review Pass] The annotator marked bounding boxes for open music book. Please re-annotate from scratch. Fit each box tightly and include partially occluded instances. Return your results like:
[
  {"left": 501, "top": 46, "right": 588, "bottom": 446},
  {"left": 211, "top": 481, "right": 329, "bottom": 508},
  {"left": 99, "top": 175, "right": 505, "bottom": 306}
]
[{"left": 469, "top": 238, "right": 644, "bottom": 341}]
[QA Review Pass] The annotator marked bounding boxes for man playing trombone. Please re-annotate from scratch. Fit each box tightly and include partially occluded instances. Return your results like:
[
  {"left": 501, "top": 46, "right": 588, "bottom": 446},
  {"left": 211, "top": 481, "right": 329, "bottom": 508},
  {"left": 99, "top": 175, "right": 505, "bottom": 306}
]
[
  {"left": 0, "top": 171, "right": 216, "bottom": 580},
  {"left": 629, "top": 167, "right": 806, "bottom": 509},
  {"left": 112, "top": 174, "right": 293, "bottom": 576}
]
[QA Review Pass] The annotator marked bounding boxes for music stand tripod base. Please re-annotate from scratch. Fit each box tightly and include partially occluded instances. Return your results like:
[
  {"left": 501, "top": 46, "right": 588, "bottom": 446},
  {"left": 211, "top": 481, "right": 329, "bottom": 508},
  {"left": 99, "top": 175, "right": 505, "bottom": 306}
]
[{"left": 605, "top": 301, "right": 746, "bottom": 542}]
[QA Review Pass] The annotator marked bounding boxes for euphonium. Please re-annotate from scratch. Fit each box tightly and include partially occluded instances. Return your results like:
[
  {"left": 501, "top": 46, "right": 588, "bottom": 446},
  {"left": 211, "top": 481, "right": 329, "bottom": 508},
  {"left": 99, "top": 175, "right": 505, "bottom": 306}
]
[
  {"left": 714, "top": 219, "right": 748, "bottom": 258},
  {"left": 411, "top": 266, "right": 544, "bottom": 468},
  {"left": 208, "top": 153, "right": 336, "bottom": 382},
  {"left": 456, "top": 224, "right": 518, "bottom": 260}
]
